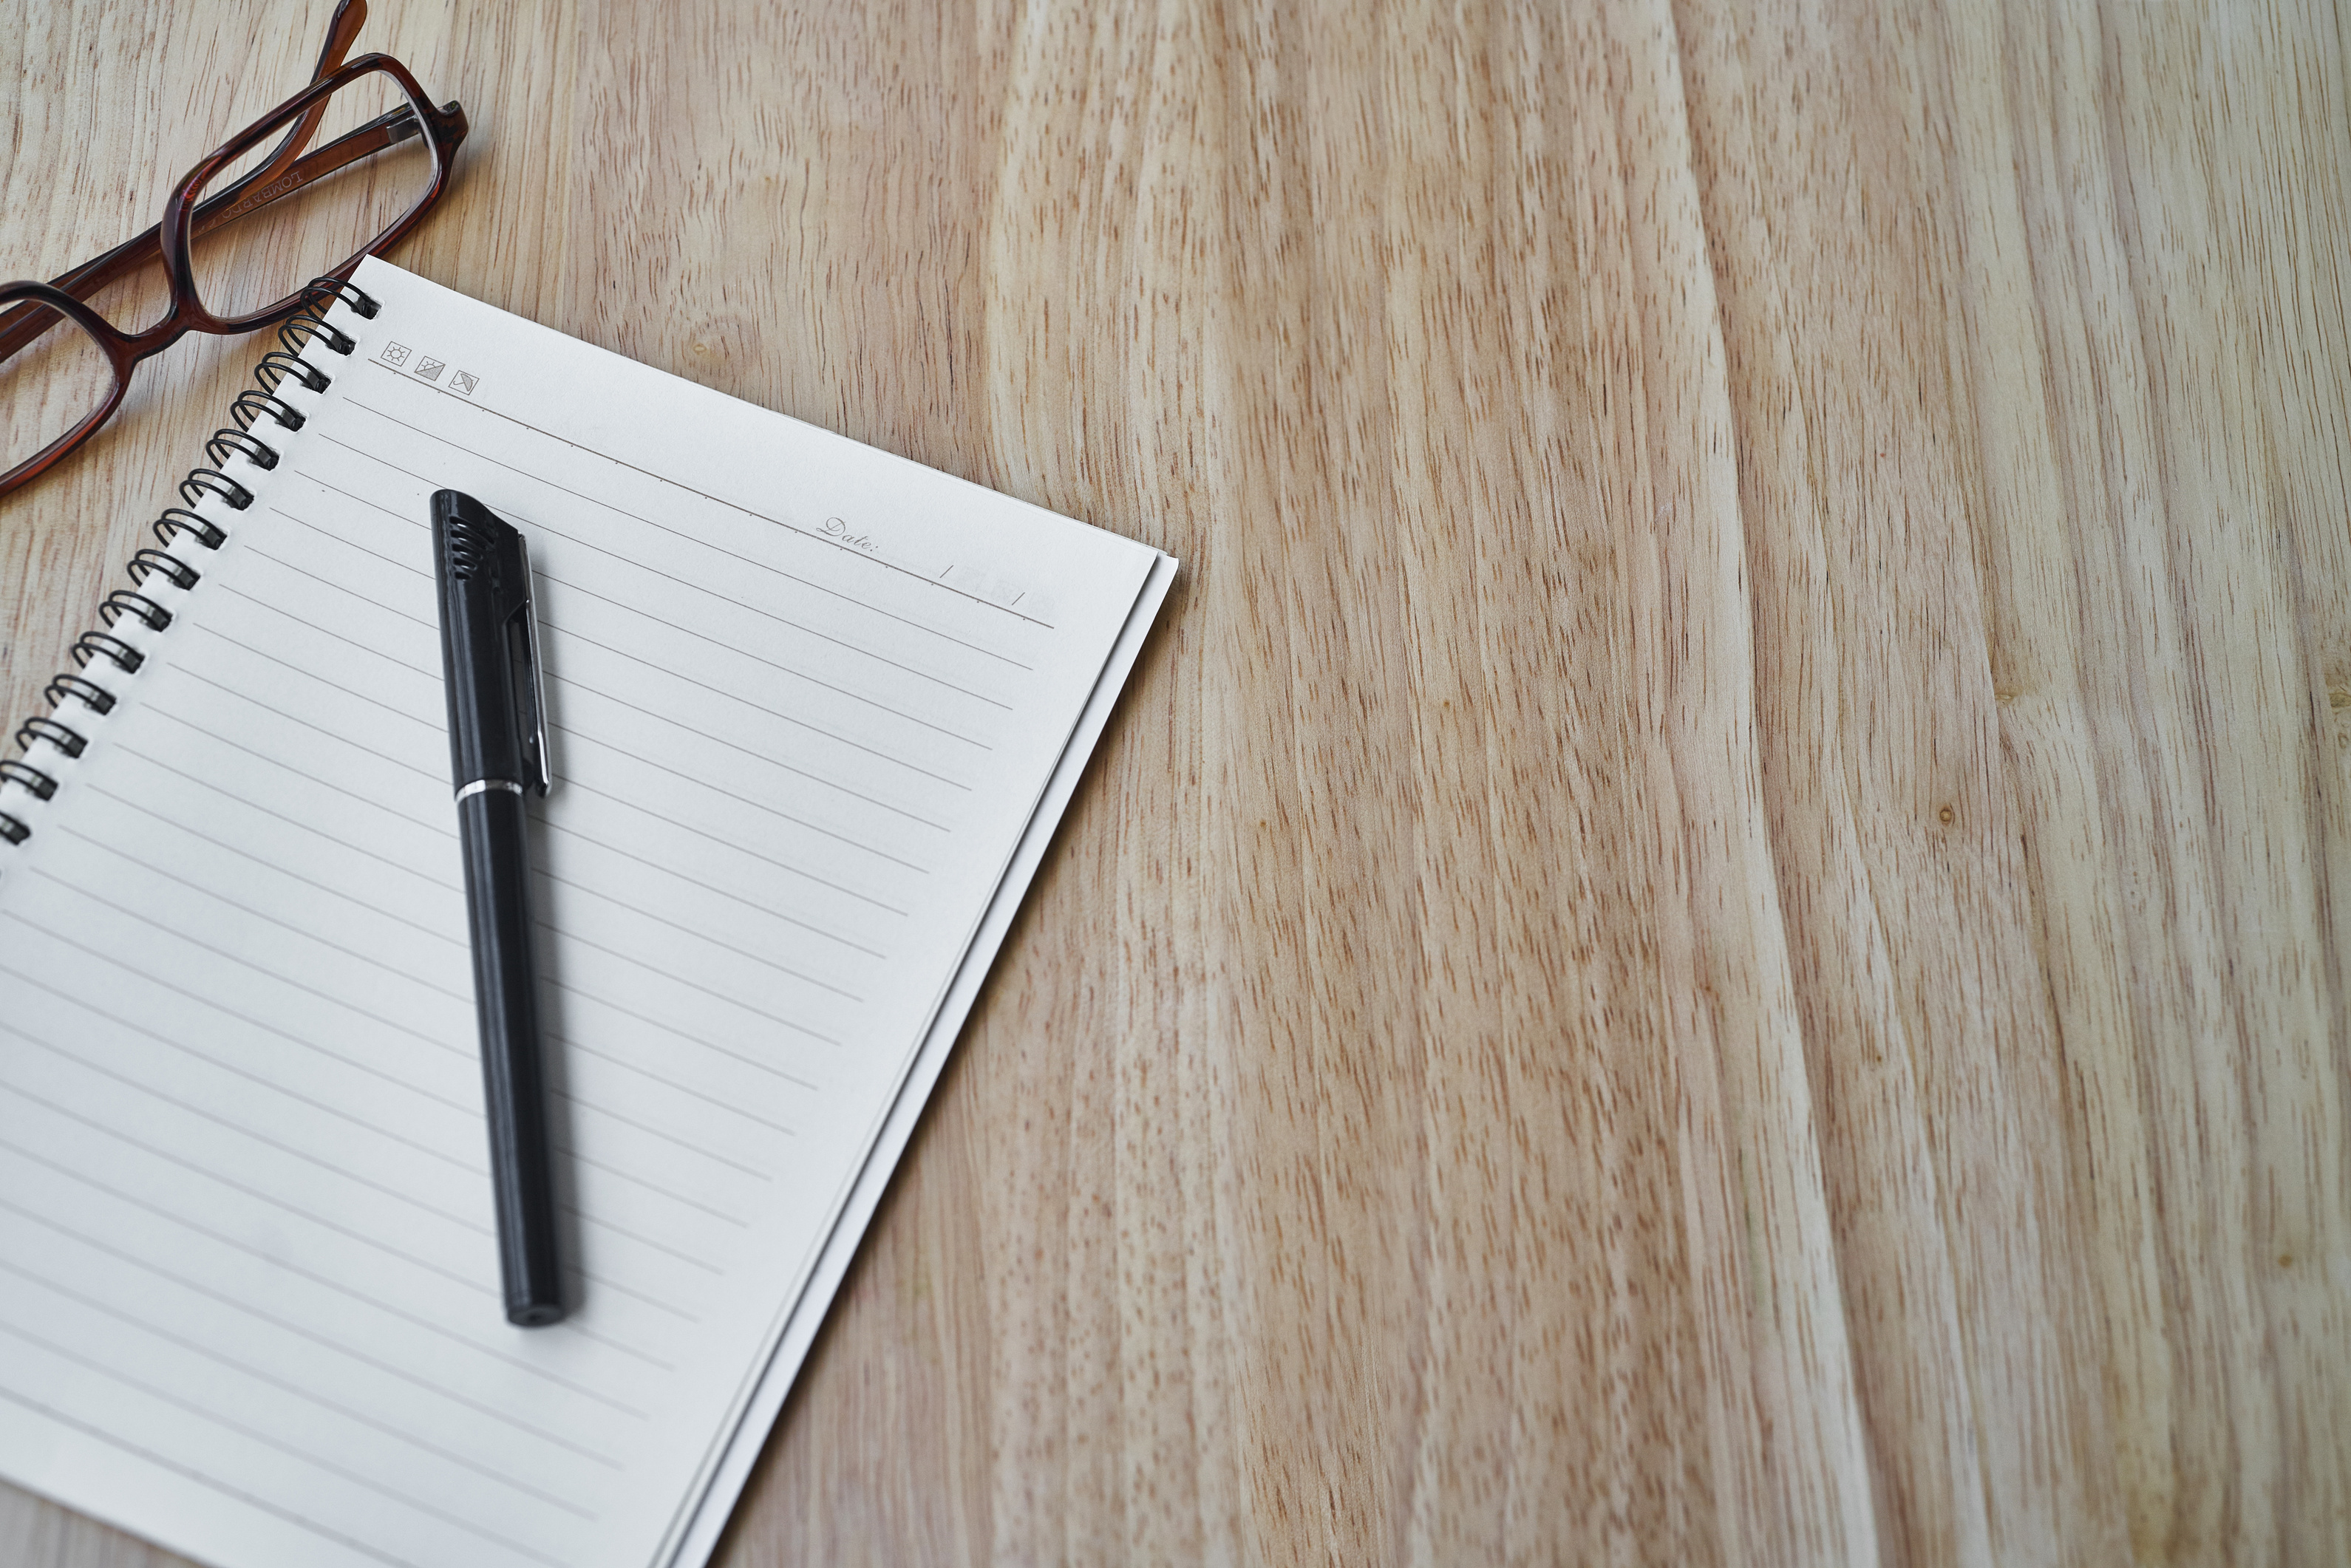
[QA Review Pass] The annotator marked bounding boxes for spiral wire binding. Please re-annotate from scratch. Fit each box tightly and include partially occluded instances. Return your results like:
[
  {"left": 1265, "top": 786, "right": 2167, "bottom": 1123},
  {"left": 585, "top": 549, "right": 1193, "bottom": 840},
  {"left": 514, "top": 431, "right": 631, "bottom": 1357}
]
[
  {"left": 0, "top": 762, "right": 58, "bottom": 802},
  {"left": 16, "top": 717, "right": 85, "bottom": 760},
  {"left": 231, "top": 389, "right": 304, "bottom": 434},
  {"left": 303, "top": 276, "right": 380, "bottom": 319},
  {"left": 152, "top": 508, "right": 225, "bottom": 550},
  {"left": 99, "top": 590, "right": 174, "bottom": 632},
  {"left": 0, "top": 276, "right": 375, "bottom": 853},
  {"left": 255, "top": 351, "right": 329, "bottom": 396},
  {"left": 278, "top": 310, "right": 355, "bottom": 357},
  {"left": 70, "top": 632, "right": 144, "bottom": 675},
  {"left": 127, "top": 550, "right": 201, "bottom": 595},
  {"left": 44, "top": 675, "right": 115, "bottom": 716},
  {"left": 204, "top": 426, "right": 279, "bottom": 471},
  {"left": 180, "top": 467, "right": 254, "bottom": 510}
]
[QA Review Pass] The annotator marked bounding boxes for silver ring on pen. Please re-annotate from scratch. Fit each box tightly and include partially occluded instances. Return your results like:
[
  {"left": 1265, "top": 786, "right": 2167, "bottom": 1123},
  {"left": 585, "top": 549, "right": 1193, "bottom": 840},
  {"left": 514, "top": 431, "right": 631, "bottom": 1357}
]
[{"left": 454, "top": 778, "right": 527, "bottom": 802}]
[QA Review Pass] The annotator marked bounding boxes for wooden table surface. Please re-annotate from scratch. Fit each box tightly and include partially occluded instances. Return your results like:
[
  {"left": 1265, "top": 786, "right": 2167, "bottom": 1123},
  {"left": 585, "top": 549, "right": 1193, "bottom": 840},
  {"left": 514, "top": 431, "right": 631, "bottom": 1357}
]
[{"left": 4, "top": 1, "right": 2347, "bottom": 1564}]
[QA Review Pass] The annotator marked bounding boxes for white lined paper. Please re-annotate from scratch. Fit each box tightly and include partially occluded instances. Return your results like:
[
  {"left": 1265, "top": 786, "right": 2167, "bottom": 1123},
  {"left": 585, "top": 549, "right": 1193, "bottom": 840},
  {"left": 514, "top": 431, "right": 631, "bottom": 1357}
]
[{"left": 0, "top": 259, "right": 1171, "bottom": 1568}]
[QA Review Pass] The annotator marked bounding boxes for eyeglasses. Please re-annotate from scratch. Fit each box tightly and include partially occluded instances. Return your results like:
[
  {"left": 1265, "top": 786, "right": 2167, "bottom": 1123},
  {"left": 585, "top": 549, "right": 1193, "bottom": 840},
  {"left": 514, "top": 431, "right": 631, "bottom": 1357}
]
[{"left": 0, "top": 0, "right": 468, "bottom": 499}]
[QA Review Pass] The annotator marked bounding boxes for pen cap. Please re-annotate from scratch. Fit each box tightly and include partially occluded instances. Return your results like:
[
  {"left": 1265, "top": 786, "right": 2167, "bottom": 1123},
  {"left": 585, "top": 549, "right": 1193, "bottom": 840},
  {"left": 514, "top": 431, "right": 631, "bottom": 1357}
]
[{"left": 432, "top": 491, "right": 549, "bottom": 792}]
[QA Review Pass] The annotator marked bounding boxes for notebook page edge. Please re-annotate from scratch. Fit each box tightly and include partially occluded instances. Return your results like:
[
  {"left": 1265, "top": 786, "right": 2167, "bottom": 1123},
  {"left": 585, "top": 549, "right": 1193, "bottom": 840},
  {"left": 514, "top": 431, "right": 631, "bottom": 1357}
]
[{"left": 664, "top": 548, "right": 1177, "bottom": 1568}]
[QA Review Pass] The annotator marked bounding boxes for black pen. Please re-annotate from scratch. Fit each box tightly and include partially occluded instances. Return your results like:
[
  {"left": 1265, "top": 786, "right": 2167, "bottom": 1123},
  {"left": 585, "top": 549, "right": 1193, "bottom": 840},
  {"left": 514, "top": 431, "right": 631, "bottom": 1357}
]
[{"left": 431, "top": 488, "right": 565, "bottom": 1327}]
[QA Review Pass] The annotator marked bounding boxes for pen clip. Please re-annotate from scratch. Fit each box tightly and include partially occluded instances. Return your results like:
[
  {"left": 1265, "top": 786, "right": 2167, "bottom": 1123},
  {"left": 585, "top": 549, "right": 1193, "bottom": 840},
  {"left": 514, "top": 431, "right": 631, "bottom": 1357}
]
[{"left": 508, "top": 531, "right": 554, "bottom": 796}]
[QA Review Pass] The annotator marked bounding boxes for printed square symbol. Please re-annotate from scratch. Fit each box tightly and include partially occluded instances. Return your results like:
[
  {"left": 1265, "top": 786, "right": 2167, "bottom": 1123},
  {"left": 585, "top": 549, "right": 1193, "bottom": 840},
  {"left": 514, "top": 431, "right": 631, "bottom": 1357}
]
[
  {"left": 380, "top": 341, "right": 412, "bottom": 366},
  {"left": 449, "top": 369, "right": 478, "bottom": 396},
  {"left": 415, "top": 357, "right": 446, "bottom": 382}
]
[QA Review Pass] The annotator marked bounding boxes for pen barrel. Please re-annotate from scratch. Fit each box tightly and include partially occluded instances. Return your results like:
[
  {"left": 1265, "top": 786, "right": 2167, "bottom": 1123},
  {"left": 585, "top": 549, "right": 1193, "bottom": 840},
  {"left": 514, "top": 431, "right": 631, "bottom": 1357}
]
[{"left": 457, "top": 788, "right": 565, "bottom": 1326}]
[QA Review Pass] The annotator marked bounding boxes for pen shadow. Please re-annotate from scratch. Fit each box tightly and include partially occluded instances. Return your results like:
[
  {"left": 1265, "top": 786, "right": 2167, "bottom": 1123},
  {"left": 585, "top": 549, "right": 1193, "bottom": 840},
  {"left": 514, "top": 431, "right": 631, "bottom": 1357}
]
[
  {"left": 524, "top": 803, "right": 589, "bottom": 1322},
  {"left": 521, "top": 571, "right": 587, "bottom": 1320}
]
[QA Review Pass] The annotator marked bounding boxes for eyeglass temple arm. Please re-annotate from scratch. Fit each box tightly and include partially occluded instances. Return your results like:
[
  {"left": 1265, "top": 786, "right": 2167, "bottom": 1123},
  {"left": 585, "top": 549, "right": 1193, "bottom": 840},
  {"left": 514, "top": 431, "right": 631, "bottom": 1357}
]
[
  {"left": 238, "top": 0, "right": 375, "bottom": 214},
  {"left": 0, "top": 104, "right": 432, "bottom": 363}
]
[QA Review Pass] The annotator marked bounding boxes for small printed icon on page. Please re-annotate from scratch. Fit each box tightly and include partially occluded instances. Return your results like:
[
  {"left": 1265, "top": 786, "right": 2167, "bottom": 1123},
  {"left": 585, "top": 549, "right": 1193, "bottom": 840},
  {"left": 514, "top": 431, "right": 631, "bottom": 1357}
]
[
  {"left": 449, "top": 370, "right": 478, "bottom": 396},
  {"left": 415, "top": 357, "right": 446, "bottom": 382},
  {"left": 381, "top": 341, "right": 412, "bottom": 366}
]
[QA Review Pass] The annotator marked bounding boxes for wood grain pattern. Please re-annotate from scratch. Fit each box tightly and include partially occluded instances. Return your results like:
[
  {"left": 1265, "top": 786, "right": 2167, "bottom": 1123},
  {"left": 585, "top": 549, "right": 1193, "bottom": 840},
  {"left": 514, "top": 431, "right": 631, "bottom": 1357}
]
[{"left": 2, "top": 1, "right": 2345, "bottom": 1563}]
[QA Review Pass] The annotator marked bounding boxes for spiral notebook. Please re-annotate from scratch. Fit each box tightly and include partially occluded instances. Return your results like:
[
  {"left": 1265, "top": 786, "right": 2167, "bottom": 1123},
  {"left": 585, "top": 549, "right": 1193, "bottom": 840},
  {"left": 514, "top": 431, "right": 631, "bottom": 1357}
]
[{"left": 0, "top": 257, "right": 1175, "bottom": 1568}]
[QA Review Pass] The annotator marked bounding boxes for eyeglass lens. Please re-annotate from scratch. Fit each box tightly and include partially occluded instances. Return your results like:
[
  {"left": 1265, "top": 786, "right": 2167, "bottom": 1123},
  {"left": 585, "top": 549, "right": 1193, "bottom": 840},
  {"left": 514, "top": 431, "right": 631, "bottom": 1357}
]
[
  {"left": 187, "top": 69, "right": 438, "bottom": 322},
  {"left": 0, "top": 303, "right": 118, "bottom": 476}
]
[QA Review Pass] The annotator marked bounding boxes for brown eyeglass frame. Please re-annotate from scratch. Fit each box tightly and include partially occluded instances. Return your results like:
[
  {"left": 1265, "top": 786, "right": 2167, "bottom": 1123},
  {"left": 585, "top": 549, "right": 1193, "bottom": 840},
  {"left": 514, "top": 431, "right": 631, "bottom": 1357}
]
[{"left": 0, "top": 0, "right": 468, "bottom": 499}]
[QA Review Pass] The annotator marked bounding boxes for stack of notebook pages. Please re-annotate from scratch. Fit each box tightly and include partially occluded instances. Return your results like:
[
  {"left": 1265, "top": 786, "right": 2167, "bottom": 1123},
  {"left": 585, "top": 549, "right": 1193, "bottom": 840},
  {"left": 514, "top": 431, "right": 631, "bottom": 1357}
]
[{"left": 0, "top": 256, "right": 1175, "bottom": 1568}]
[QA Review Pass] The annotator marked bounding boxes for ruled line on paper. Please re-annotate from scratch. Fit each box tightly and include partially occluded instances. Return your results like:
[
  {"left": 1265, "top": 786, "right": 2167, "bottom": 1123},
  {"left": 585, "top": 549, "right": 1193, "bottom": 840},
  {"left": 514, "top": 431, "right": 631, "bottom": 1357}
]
[
  {"left": 187, "top": 621, "right": 441, "bottom": 735},
  {"left": 273, "top": 504, "right": 432, "bottom": 576},
  {"left": 0, "top": 1085, "right": 489, "bottom": 1295},
  {"left": 554, "top": 1267, "right": 698, "bottom": 1324},
  {"left": 13, "top": 993, "right": 712, "bottom": 1329},
  {"left": 211, "top": 576, "right": 437, "bottom": 670},
  {"left": 0, "top": 1316, "right": 575, "bottom": 1564},
  {"left": 53, "top": 811, "right": 830, "bottom": 1133},
  {"left": 42, "top": 811, "right": 458, "bottom": 967},
  {"left": 545, "top": 967, "right": 837, "bottom": 1057},
  {"left": 551, "top": 752, "right": 928, "bottom": 871},
  {"left": 0, "top": 1383, "right": 430, "bottom": 1568},
  {"left": 554, "top": 686, "right": 952, "bottom": 832},
  {"left": 346, "top": 375, "right": 1058, "bottom": 637},
  {"left": 543, "top": 805, "right": 906, "bottom": 919},
  {"left": 100, "top": 750, "right": 881, "bottom": 1023},
  {"left": 160, "top": 627, "right": 922, "bottom": 931},
  {"left": 107, "top": 744, "right": 459, "bottom": 890},
  {"left": 568, "top": 1211, "right": 722, "bottom": 1275},
  {"left": 168, "top": 665, "right": 442, "bottom": 780},
  {"left": 523, "top": 903, "right": 840, "bottom": 1046},
  {"left": 225, "top": 533, "right": 979, "bottom": 830},
  {"left": 536, "top": 814, "right": 904, "bottom": 947},
  {"left": 0, "top": 1020, "right": 485, "bottom": 1235},
  {"left": 495, "top": 504, "right": 1032, "bottom": 694},
  {"left": 551, "top": 1121, "right": 760, "bottom": 1222},
  {"left": 532, "top": 575, "right": 996, "bottom": 746},
  {"left": 533, "top": 892, "right": 861, "bottom": 1016},
  {"left": 0, "top": 1255, "right": 598, "bottom": 1515},
  {"left": 271, "top": 502, "right": 1002, "bottom": 750},
  {"left": 543, "top": 685, "right": 950, "bottom": 831},
  {"left": 548, "top": 1139, "right": 756, "bottom": 1228},
  {"left": 550, "top": 1031, "right": 800, "bottom": 1132},
  {"left": 0, "top": 1131, "right": 653, "bottom": 1417},
  {"left": 533, "top": 829, "right": 888, "bottom": 963},
  {"left": 530, "top": 920, "right": 837, "bottom": 1078},
  {"left": 540, "top": 909, "right": 860, "bottom": 1006},
  {"left": 548, "top": 796, "right": 915, "bottom": 924},
  {"left": 547, "top": 1085, "right": 774, "bottom": 1182},
  {"left": 27, "top": 856, "right": 474, "bottom": 1044},
  {"left": 294, "top": 454, "right": 1026, "bottom": 703},
  {"left": 552, "top": 784, "right": 912, "bottom": 928},
  {"left": 240, "top": 542, "right": 435, "bottom": 627},
  {"left": 135, "top": 707, "right": 446, "bottom": 829},
  {"left": 0, "top": 961, "right": 475, "bottom": 1174},
  {"left": 77, "top": 781, "right": 464, "bottom": 944},
  {"left": 0, "top": 913, "right": 479, "bottom": 1119},
  {"left": 289, "top": 467, "right": 408, "bottom": 522},
  {"left": 0, "top": 1191, "right": 626, "bottom": 1464},
  {"left": 542, "top": 621, "right": 982, "bottom": 784},
  {"left": 11, "top": 875, "right": 794, "bottom": 1216}
]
